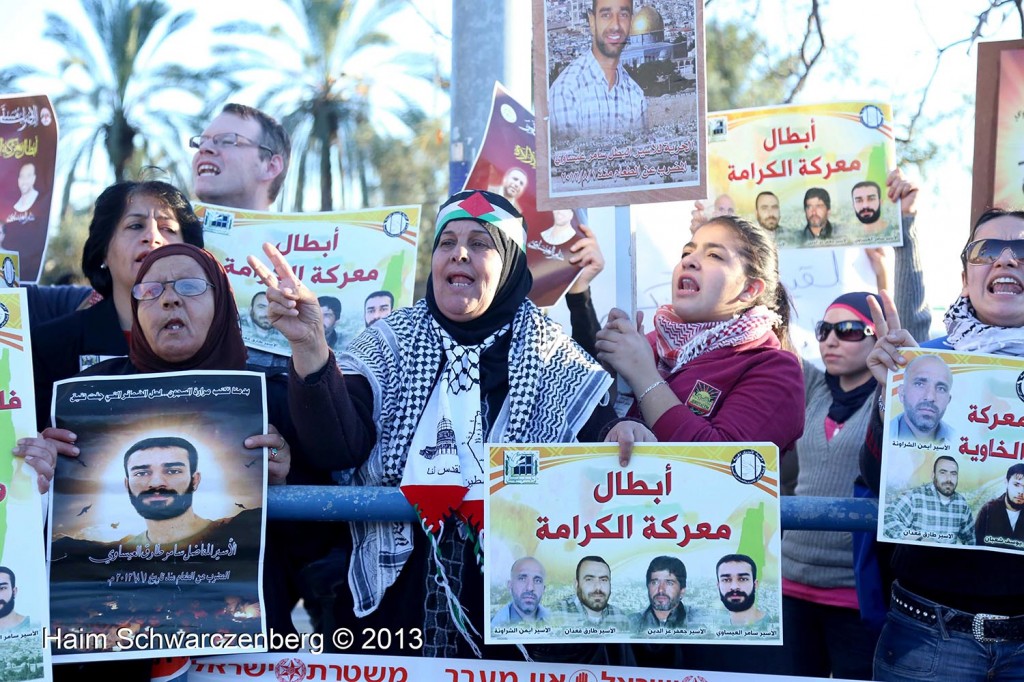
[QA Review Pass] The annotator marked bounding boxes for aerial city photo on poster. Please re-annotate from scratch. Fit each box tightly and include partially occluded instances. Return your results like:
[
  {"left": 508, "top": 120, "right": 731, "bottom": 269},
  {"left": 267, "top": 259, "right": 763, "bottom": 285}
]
[{"left": 536, "top": 0, "right": 706, "bottom": 208}]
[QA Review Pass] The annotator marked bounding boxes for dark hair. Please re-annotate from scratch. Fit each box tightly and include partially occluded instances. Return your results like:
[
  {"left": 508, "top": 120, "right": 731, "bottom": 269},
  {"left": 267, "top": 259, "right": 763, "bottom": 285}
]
[
  {"left": 716, "top": 553, "right": 757, "bottom": 581},
  {"left": 933, "top": 455, "right": 958, "bottom": 473},
  {"left": 364, "top": 290, "right": 394, "bottom": 307},
  {"left": 960, "top": 208, "right": 1024, "bottom": 272},
  {"left": 575, "top": 555, "right": 609, "bottom": 581},
  {"left": 754, "top": 191, "right": 777, "bottom": 206},
  {"left": 704, "top": 215, "right": 793, "bottom": 346},
  {"left": 645, "top": 555, "right": 686, "bottom": 587},
  {"left": 250, "top": 291, "right": 267, "bottom": 308},
  {"left": 851, "top": 180, "right": 881, "bottom": 197},
  {"left": 1007, "top": 463, "right": 1024, "bottom": 480},
  {"left": 591, "top": 0, "right": 633, "bottom": 13},
  {"left": 221, "top": 103, "right": 291, "bottom": 202},
  {"left": 123, "top": 436, "right": 198, "bottom": 477},
  {"left": 318, "top": 295, "right": 341, "bottom": 317},
  {"left": 82, "top": 181, "right": 204, "bottom": 297},
  {"left": 0, "top": 566, "right": 14, "bottom": 589},
  {"left": 804, "top": 187, "right": 831, "bottom": 209}
]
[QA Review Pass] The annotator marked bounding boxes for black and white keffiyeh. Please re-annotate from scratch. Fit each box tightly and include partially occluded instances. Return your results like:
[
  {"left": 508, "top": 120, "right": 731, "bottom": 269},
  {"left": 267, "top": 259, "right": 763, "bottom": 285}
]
[{"left": 944, "top": 295, "right": 1024, "bottom": 355}]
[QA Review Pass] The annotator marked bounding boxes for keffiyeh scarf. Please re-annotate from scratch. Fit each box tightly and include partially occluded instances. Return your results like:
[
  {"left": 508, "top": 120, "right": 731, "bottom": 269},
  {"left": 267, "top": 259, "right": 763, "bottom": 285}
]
[
  {"left": 653, "top": 304, "right": 780, "bottom": 376},
  {"left": 944, "top": 295, "right": 1024, "bottom": 355}
]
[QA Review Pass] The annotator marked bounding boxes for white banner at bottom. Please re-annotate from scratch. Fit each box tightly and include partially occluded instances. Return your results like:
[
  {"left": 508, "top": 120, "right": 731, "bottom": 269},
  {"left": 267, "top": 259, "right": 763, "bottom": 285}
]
[{"left": 190, "top": 652, "right": 855, "bottom": 682}]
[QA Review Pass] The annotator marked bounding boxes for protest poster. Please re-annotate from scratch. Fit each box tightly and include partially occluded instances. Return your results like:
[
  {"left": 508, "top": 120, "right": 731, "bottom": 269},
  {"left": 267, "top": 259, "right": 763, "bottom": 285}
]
[
  {"left": 0, "top": 94, "right": 57, "bottom": 283},
  {"left": 706, "top": 101, "right": 900, "bottom": 249},
  {"left": 196, "top": 203, "right": 421, "bottom": 357},
  {"left": 533, "top": 0, "right": 706, "bottom": 210},
  {"left": 464, "top": 83, "right": 588, "bottom": 307},
  {"left": 48, "top": 371, "right": 268, "bottom": 662},
  {"left": 879, "top": 348, "right": 1024, "bottom": 555},
  {"left": 0, "top": 252, "right": 20, "bottom": 288},
  {"left": 0, "top": 289, "right": 50, "bottom": 681},
  {"left": 189, "top": 651, "right": 860, "bottom": 682},
  {"left": 485, "top": 443, "right": 781, "bottom": 645},
  {"left": 973, "top": 39, "right": 1024, "bottom": 223}
]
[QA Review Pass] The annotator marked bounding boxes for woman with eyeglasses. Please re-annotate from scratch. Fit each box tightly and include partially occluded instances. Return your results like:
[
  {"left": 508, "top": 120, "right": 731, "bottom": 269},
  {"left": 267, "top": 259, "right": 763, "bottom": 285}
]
[
  {"left": 863, "top": 208, "right": 1024, "bottom": 681},
  {"left": 31, "top": 181, "right": 205, "bottom": 432}
]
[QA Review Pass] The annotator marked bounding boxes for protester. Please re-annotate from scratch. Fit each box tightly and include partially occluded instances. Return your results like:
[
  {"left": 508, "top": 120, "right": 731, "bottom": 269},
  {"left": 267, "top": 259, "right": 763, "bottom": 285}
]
[
  {"left": 251, "top": 189, "right": 651, "bottom": 661},
  {"left": 594, "top": 214, "right": 804, "bottom": 452},
  {"left": 31, "top": 181, "right": 205, "bottom": 431},
  {"left": 862, "top": 208, "right": 1024, "bottom": 680}
]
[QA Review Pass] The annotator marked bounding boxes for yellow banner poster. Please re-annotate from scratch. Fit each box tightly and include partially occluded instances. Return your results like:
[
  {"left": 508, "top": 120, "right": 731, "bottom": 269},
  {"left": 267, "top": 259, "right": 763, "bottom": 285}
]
[
  {"left": 880, "top": 348, "right": 1024, "bottom": 555},
  {"left": 485, "top": 443, "right": 781, "bottom": 645},
  {"left": 0, "top": 288, "right": 51, "bottom": 680},
  {"left": 196, "top": 203, "right": 421, "bottom": 357},
  {"left": 707, "top": 101, "right": 899, "bottom": 250}
]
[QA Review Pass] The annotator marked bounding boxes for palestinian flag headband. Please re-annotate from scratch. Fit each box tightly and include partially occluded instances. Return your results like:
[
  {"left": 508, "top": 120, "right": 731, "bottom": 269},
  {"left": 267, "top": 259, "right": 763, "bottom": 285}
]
[{"left": 434, "top": 190, "right": 526, "bottom": 252}]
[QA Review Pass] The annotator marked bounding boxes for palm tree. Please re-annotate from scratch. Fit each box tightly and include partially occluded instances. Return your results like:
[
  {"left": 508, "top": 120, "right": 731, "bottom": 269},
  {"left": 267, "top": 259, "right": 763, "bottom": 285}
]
[
  {"left": 213, "top": 0, "right": 447, "bottom": 211},
  {"left": 0, "top": 0, "right": 239, "bottom": 214}
]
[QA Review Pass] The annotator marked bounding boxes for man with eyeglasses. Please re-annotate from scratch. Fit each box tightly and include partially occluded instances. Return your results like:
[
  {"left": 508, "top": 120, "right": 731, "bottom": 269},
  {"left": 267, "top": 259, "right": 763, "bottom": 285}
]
[
  {"left": 191, "top": 103, "right": 290, "bottom": 212},
  {"left": 890, "top": 354, "right": 953, "bottom": 445}
]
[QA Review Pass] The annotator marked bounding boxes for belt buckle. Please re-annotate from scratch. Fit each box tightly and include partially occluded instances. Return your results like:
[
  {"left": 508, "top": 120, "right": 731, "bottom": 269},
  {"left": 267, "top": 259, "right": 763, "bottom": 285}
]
[{"left": 972, "top": 612, "right": 1008, "bottom": 642}]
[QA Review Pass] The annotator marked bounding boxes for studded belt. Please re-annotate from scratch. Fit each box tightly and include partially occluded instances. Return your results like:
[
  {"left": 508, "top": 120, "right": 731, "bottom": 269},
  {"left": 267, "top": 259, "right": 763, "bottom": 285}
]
[{"left": 891, "top": 582, "right": 1024, "bottom": 643}]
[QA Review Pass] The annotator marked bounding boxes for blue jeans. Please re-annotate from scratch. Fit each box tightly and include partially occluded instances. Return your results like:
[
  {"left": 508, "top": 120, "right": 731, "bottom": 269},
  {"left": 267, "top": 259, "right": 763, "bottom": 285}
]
[{"left": 874, "top": 604, "right": 1024, "bottom": 681}]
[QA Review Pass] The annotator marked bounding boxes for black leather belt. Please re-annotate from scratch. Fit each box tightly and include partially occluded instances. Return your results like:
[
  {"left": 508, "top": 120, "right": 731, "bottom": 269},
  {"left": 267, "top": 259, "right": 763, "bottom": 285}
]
[{"left": 892, "top": 582, "right": 1024, "bottom": 642}]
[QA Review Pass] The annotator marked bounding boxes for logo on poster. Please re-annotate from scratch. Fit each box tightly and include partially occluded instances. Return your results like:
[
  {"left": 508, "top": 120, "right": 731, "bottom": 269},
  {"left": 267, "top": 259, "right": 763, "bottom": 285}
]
[
  {"left": 730, "top": 449, "right": 766, "bottom": 485},
  {"left": 0, "top": 301, "right": 10, "bottom": 329},
  {"left": 860, "top": 105, "right": 884, "bottom": 129},
  {"left": 0, "top": 257, "right": 15, "bottom": 287},
  {"left": 568, "top": 672, "right": 597, "bottom": 682},
  {"left": 383, "top": 211, "right": 410, "bottom": 238},
  {"left": 503, "top": 450, "right": 539, "bottom": 484},
  {"left": 203, "top": 209, "right": 234, "bottom": 235},
  {"left": 274, "top": 657, "right": 307, "bottom": 682},
  {"left": 1016, "top": 370, "right": 1024, "bottom": 403}
]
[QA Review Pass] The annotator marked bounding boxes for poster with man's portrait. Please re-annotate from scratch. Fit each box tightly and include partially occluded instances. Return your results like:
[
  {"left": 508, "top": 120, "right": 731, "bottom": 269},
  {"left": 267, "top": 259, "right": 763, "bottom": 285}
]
[
  {"left": 533, "top": 0, "right": 706, "bottom": 210},
  {"left": 48, "top": 371, "right": 268, "bottom": 662},
  {"left": 0, "top": 289, "right": 51, "bottom": 681},
  {"left": 0, "top": 94, "right": 57, "bottom": 283}
]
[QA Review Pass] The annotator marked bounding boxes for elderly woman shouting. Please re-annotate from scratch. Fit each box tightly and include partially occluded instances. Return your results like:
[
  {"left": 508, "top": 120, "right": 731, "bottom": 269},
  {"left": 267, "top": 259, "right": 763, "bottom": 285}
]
[{"left": 249, "top": 190, "right": 650, "bottom": 659}]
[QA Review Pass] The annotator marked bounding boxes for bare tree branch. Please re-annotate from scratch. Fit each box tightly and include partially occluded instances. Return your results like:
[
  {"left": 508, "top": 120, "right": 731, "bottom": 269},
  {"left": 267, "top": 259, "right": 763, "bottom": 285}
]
[{"left": 784, "top": 0, "right": 825, "bottom": 103}]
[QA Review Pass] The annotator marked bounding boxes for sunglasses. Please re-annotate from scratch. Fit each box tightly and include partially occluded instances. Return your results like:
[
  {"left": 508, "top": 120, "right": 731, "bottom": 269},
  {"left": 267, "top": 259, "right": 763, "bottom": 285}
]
[
  {"left": 132, "top": 278, "right": 214, "bottom": 301},
  {"left": 961, "top": 238, "right": 1024, "bottom": 265},
  {"left": 814, "top": 320, "right": 874, "bottom": 343}
]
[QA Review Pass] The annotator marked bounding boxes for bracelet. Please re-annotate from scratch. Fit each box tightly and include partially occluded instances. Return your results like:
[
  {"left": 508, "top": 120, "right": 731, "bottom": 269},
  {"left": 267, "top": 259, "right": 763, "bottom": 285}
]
[
  {"left": 637, "top": 379, "right": 667, "bottom": 405},
  {"left": 877, "top": 391, "right": 886, "bottom": 418}
]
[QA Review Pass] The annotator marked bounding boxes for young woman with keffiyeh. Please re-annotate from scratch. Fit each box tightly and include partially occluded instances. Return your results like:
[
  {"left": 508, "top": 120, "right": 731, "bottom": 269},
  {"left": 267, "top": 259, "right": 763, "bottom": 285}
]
[
  {"left": 595, "top": 214, "right": 805, "bottom": 452},
  {"left": 249, "top": 189, "right": 651, "bottom": 661}
]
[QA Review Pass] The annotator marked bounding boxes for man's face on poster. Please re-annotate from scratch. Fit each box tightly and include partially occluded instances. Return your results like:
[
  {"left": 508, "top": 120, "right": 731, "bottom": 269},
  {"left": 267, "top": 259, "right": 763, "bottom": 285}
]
[
  {"left": 755, "top": 194, "right": 780, "bottom": 231},
  {"left": 804, "top": 197, "right": 829, "bottom": 230},
  {"left": 852, "top": 184, "right": 881, "bottom": 224},
  {"left": 575, "top": 559, "right": 611, "bottom": 612},
  {"left": 17, "top": 164, "right": 36, "bottom": 195},
  {"left": 1007, "top": 474, "right": 1024, "bottom": 510},
  {"left": 647, "top": 568, "right": 683, "bottom": 614},
  {"left": 717, "top": 560, "right": 757, "bottom": 613},
  {"left": 589, "top": 0, "right": 633, "bottom": 60},
  {"left": 932, "top": 459, "right": 959, "bottom": 499},
  {"left": 508, "top": 558, "right": 546, "bottom": 617},
  {"left": 502, "top": 169, "right": 527, "bottom": 201},
  {"left": 125, "top": 446, "right": 199, "bottom": 520},
  {"left": 364, "top": 295, "right": 393, "bottom": 327},
  {"left": 0, "top": 573, "right": 16, "bottom": 619},
  {"left": 898, "top": 357, "right": 952, "bottom": 436},
  {"left": 251, "top": 293, "right": 273, "bottom": 330}
]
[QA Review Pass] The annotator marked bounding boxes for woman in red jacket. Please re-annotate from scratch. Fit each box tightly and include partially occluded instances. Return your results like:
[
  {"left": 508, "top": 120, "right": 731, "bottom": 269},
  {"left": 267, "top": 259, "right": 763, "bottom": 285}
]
[{"left": 595, "top": 214, "right": 804, "bottom": 452}]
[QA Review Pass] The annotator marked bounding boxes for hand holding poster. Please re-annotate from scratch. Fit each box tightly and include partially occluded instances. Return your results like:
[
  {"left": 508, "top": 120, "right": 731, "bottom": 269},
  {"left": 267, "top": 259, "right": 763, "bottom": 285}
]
[
  {"left": 0, "top": 94, "right": 58, "bottom": 283},
  {"left": 486, "top": 443, "right": 781, "bottom": 644},
  {"left": 49, "top": 371, "right": 268, "bottom": 662},
  {"left": 706, "top": 101, "right": 900, "bottom": 249},
  {"left": 196, "top": 204, "right": 420, "bottom": 357},
  {"left": 0, "top": 289, "right": 51, "bottom": 681},
  {"left": 879, "top": 348, "right": 1024, "bottom": 554}
]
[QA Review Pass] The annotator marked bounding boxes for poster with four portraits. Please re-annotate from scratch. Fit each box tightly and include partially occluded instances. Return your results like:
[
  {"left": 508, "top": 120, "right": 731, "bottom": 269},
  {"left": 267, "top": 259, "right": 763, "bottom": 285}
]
[
  {"left": 48, "top": 371, "right": 268, "bottom": 662},
  {"left": 485, "top": 442, "right": 782, "bottom": 645},
  {"left": 705, "top": 101, "right": 901, "bottom": 250},
  {"left": 879, "top": 348, "right": 1024, "bottom": 556},
  {"left": 195, "top": 203, "right": 421, "bottom": 358}
]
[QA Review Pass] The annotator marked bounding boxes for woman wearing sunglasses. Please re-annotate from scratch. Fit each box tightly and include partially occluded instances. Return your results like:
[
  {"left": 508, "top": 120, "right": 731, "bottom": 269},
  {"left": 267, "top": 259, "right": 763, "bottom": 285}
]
[{"left": 863, "top": 208, "right": 1024, "bottom": 681}]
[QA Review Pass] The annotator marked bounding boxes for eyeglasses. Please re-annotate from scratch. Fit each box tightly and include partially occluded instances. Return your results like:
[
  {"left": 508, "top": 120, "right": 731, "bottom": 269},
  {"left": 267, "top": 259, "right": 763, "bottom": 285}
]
[
  {"left": 188, "top": 132, "right": 275, "bottom": 156},
  {"left": 814, "top": 320, "right": 874, "bottom": 343},
  {"left": 961, "top": 238, "right": 1024, "bottom": 265},
  {"left": 132, "top": 278, "right": 214, "bottom": 301}
]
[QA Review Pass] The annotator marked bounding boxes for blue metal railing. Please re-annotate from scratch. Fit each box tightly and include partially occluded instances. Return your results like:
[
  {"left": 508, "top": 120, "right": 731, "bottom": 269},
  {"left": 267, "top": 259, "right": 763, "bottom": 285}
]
[{"left": 267, "top": 487, "right": 879, "bottom": 531}]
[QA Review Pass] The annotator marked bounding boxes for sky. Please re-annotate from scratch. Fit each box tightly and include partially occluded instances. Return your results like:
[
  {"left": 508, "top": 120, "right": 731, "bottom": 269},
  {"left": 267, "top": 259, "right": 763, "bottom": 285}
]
[{"left": 1, "top": 0, "right": 1021, "bottom": 315}]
